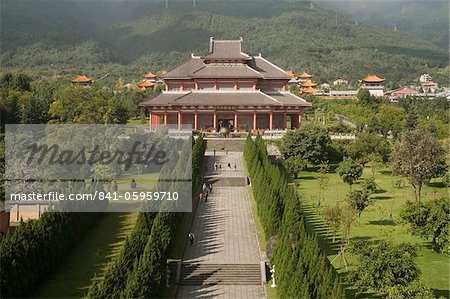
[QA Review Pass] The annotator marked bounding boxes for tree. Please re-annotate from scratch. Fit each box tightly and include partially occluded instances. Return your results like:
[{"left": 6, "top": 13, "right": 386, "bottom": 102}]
[
  {"left": 376, "top": 105, "right": 407, "bottom": 138},
  {"left": 356, "top": 88, "right": 371, "bottom": 105},
  {"left": 349, "top": 240, "right": 421, "bottom": 295},
  {"left": 323, "top": 204, "right": 342, "bottom": 242},
  {"left": 391, "top": 128, "right": 447, "bottom": 201},
  {"left": 280, "top": 124, "right": 331, "bottom": 164},
  {"left": 400, "top": 198, "right": 449, "bottom": 253},
  {"left": 283, "top": 155, "right": 306, "bottom": 178},
  {"left": 346, "top": 132, "right": 391, "bottom": 164},
  {"left": 361, "top": 177, "right": 377, "bottom": 194},
  {"left": 367, "top": 153, "right": 383, "bottom": 176},
  {"left": 340, "top": 208, "right": 355, "bottom": 245},
  {"left": 347, "top": 190, "right": 372, "bottom": 223},
  {"left": 49, "top": 86, "right": 110, "bottom": 124},
  {"left": 386, "top": 280, "right": 435, "bottom": 299},
  {"left": 316, "top": 164, "right": 330, "bottom": 207},
  {"left": 0, "top": 73, "right": 31, "bottom": 91},
  {"left": 104, "top": 99, "right": 129, "bottom": 124},
  {"left": 405, "top": 108, "right": 418, "bottom": 130},
  {"left": 336, "top": 158, "right": 363, "bottom": 189}
]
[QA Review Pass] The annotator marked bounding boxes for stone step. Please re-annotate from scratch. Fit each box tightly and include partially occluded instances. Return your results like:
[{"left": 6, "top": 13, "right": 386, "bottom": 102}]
[
  {"left": 180, "top": 263, "right": 262, "bottom": 285},
  {"left": 205, "top": 139, "right": 246, "bottom": 152},
  {"left": 204, "top": 176, "right": 248, "bottom": 187}
]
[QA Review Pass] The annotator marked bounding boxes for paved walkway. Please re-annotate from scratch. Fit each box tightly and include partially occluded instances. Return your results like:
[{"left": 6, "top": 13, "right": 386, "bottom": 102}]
[{"left": 177, "top": 152, "right": 265, "bottom": 299}]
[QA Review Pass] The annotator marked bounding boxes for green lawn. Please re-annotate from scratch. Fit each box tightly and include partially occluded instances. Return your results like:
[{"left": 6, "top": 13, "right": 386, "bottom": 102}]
[
  {"left": 127, "top": 117, "right": 148, "bottom": 125},
  {"left": 296, "top": 165, "right": 449, "bottom": 298},
  {"left": 34, "top": 212, "right": 138, "bottom": 298}
]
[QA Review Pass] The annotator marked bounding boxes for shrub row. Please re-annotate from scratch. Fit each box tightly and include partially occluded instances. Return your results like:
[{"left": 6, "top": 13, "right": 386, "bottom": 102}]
[
  {"left": 244, "top": 135, "right": 343, "bottom": 298},
  {"left": 0, "top": 204, "right": 103, "bottom": 297},
  {"left": 88, "top": 136, "right": 206, "bottom": 298}
]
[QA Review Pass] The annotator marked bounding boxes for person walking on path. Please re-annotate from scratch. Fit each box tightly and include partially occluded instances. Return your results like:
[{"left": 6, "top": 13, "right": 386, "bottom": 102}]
[
  {"left": 209, "top": 183, "right": 213, "bottom": 193},
  {"left": 234, "top": 163, "right": 237, "bottom": 171},
  {"left": 205, "top": 192, "right": 208, "bottom": 203},
  {"left": 198, "top": 192, "right": 203, "bottom": 202},
  {"left": 188, "top": 232, "right": 195, "bottom": 247},
  {"left": 202, "top": 183, "right": 207, "bottom": 193},
  {"left": 227, "top": 162, "right": 231, "bottom": 169}
]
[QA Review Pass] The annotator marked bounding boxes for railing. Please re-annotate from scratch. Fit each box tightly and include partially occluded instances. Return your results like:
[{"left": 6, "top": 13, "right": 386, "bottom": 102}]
[{"left": 330, "top": 133, "right": 356, "bottom": 140}]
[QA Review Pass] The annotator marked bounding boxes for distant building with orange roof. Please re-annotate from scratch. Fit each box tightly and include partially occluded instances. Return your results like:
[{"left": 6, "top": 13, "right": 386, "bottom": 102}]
[
  {"left": 296, "top": 71, "right": 318, "bottom": 92},
  {"left": 70, "top": 75, "right": 92, "bottom": 86},
  {"left": 302, "top": 86, "right": 319, "bottom": 94},
  {"left": 285, "top": 70, "right": 295, "bottom": 78},
  {"left": 138, "top": 80, "right": 155, "bottom": 91},
  {"left": 298, "top": 72, "right": 312, "bottom": 81},
  {"left": 360, "top": 75, "right": 385, "bottom": 96},
  {"left": 144, "top": 72, "right": 157, "bottom": 80},
  {"left": 300, "top": 81, "right": 317, "bottom": 88}
]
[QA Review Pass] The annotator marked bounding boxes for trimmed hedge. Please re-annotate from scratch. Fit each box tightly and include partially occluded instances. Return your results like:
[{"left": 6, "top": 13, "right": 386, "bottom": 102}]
[
  {"left": 0, "top": 208, "right": 102, "bottom": 297},
  {"left": 244, "top": 135, "right": 343, "bottom": 298},
  {"left": 88, "top": 136, "right": 206, "bottom": 298}
]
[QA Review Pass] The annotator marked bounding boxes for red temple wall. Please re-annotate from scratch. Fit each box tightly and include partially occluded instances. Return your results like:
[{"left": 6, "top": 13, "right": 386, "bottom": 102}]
[
  {"left": 237, "top": 114, "right": 253, "bottom": 131},
  {"left": 198, "top": 114, "right": 214, "bottom": 130}
]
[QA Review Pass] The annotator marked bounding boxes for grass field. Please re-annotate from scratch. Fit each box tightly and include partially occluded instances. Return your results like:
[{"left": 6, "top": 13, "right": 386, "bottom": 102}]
[
  {"left": 296, "top": 165, "right": 449, "bottom": 298},
  {"left": 34, "top": 212, "right": 138, "bottom": 298}
]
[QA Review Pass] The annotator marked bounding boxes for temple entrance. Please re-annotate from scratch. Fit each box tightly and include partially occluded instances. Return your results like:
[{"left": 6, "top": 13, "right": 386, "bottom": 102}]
[{"left": 218, "top": 118, "right": 234, "bottom": 130}]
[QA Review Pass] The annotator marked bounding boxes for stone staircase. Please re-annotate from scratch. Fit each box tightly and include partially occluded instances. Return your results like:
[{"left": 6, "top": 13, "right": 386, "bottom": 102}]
[
  {"left": 180, "top": 263, "right": 262, "bottom": 285},
  {"left": 205, "top": 176, "right": 248, "bottom": 187},
  {"left": 205, "top": 138, "right": 246, "bottom": 152}
]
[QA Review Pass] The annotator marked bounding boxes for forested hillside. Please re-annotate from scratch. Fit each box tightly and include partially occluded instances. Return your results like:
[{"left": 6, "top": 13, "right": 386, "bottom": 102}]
[
  {"left": 1, "top": 0, "right": 448, "bottom": 85},
  {"left": 321, "top": 0, "right": 449, "bottom": 50}
]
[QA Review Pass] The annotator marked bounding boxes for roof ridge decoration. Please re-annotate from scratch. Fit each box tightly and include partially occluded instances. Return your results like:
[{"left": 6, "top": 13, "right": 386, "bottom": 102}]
[
  {"left": 202, "top": 37, "right": 251, "bottom": 61},
  {"left": 261, "top": 90, "right": 283, "bottom": 105},
  {"left": 172, "top": 91, "right": 193, "bottom": 103}
]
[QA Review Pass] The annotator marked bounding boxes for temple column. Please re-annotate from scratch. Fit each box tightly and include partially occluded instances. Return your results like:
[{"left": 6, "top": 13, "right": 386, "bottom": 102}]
[
  {"left": 149, "top": 111, "right": 152, "bottom": 130},
  {"left": 194, "top": 111, "right": 198, "bottom": 130},
  {"left": 297, "top": 112, "right": 302, "bottom": 129},
  {"left": 234, "top": 112, "right": 238, "bottom": 130},
  {"left": 213, "top": 112, "right": 217, "bottom": 131},
  {"left": 178, "top": 111, "right": 182, "bottom": 130},
  {"left": 269, "top": 111, "right": 273, "bottom": 131},
  {"left": 164, "top": 112, "right": 167, "bottom": 126},
  {"left": 252, "top": 112, "right": 257, "bottom": 131},
  {"left": 283, "top": 111, "right": 287, "bottom": 130}
]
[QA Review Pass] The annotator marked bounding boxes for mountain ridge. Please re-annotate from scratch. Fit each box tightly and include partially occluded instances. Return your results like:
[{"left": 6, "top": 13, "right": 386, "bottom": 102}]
[{"left": 1, "top": 0, "right": 448, "bottom": 85}]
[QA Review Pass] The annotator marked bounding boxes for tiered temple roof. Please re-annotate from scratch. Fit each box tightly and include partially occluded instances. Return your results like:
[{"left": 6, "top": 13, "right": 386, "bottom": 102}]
[
  {"left": 298, "top": 72, "right": 312, "bottom": 79},
  {"left": 141, "top": 38, "right": 311, "bottom": 132},
  {"left": 164, "top": 39, "right": 290, "bottom": 80},
  {"left": 362, "top": 75, "right": 385, "bottom": 83},
  {"left": 141, "top": 90, "right": 310, "bottom": 107},
  {"left": 70, "top": 75, "right": 92, "bottom": 83},
  {"left": 144, "top": 72, "right": 157, "bottom": 79}
]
